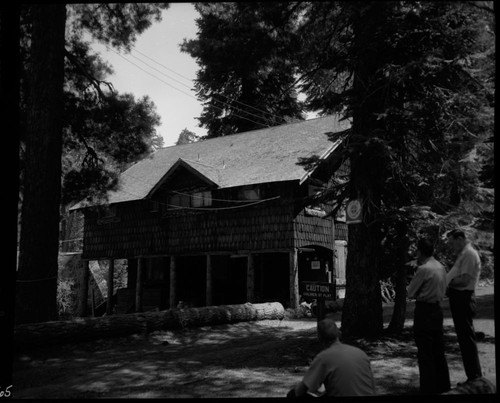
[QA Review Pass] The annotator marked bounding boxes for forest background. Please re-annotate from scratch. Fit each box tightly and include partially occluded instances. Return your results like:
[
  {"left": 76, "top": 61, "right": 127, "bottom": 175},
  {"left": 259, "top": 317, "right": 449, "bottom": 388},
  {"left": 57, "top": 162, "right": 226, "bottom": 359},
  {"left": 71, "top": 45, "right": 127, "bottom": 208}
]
[{"left": 3, "top": 1, "right": 494, "bottom": 381}]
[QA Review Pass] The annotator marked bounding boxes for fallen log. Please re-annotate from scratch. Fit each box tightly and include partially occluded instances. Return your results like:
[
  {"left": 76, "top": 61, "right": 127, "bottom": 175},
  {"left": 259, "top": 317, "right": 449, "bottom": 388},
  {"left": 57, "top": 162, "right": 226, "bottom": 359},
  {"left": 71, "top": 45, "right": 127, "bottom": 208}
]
[{"left": 14, "top": 302, "right": 285, "bottom": 349}]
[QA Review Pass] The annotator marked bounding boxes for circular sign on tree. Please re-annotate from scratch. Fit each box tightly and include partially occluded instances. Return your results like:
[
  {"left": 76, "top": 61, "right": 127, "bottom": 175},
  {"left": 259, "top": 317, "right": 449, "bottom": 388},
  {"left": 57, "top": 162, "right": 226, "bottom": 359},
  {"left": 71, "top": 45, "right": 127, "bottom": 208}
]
[{"left": 346, "top": 199, "right": 362, "bottom": 224}]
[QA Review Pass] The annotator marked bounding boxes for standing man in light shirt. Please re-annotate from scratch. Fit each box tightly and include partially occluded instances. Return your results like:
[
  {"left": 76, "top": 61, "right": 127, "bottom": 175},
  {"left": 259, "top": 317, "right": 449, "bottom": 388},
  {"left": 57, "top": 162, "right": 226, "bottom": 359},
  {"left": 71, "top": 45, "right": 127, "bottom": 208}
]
[
  {"left": 407, "top": 238, "right": 450, "bottom": 394},
  {"left": 446, "top": 229, "right": 482, "bottom": 385}
]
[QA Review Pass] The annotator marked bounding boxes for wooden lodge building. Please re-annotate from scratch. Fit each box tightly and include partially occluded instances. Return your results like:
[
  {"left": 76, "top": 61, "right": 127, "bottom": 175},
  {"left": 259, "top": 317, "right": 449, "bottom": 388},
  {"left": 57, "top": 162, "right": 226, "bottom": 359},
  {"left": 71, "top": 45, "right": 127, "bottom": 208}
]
[{"left": 69, "top": 115, "right": 350, "bottom": 314}]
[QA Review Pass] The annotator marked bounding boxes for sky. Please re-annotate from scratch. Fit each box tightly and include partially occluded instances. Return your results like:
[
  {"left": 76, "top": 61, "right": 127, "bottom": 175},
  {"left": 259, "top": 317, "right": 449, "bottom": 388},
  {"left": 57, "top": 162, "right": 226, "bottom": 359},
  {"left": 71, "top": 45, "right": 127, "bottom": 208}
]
[{"left": 90, "top": 3, "right": 206, "bottom": 147}]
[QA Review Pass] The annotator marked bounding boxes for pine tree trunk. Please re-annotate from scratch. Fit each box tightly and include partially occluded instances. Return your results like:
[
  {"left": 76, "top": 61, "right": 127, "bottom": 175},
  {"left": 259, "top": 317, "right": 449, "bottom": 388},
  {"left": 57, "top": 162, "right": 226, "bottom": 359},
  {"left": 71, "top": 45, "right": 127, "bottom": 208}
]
[
  {"left": 386, "top": 264, "right": 407, "bottom": 333},
  {"left": 340, "top": 3, "right": 389, "bottom": 339},
  {"left": 387, "top": 221, "right": 411, "bottom": 333},
  {"left": 341, "top": 218, "right": 383, "bottom": 338},
  {"left": 16, "top": 4, "right": 67, "bottom": 324}
]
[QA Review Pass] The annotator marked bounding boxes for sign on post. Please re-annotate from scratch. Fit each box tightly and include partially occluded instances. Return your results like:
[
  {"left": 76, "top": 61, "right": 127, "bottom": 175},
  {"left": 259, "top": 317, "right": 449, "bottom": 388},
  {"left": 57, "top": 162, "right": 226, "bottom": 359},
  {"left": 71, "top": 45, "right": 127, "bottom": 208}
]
[
  {"left": 346, "top": 199, "right": 363, "bottom": 224},
  {"left": 301, "top": 281, "right": 336, "bottom": 300}
]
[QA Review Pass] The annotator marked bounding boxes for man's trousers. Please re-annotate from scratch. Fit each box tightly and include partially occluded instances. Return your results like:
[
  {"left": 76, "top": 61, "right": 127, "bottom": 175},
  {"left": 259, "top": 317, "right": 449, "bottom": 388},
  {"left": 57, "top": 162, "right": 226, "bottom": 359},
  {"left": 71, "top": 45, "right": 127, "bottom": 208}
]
[
  {"left": 447, "top": 288, "right": 482, "bottom": 380},
  {"left": 414, "top": 301, "right": 451, "bottom": 394}
]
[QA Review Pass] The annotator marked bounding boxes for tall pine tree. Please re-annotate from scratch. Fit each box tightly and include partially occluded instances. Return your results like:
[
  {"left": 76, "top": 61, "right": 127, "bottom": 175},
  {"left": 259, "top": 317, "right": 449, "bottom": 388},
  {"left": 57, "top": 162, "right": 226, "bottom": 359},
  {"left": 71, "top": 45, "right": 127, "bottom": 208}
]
[
  {"left": 181, "top": 2, "right": 304, "bottom": 138},
  {"left": 16, "top": 3, "right": 168, "bottom": 324},
  {"left": 295, "top": 1, "right": 492, "bottom": 337}
]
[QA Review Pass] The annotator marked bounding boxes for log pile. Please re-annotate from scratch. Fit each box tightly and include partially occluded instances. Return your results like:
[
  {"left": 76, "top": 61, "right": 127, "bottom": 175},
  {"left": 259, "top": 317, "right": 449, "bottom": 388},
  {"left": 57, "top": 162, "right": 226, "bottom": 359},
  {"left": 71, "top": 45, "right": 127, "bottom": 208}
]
[{"left": 14, "top": 302, "right": 285, "bottom": 349}]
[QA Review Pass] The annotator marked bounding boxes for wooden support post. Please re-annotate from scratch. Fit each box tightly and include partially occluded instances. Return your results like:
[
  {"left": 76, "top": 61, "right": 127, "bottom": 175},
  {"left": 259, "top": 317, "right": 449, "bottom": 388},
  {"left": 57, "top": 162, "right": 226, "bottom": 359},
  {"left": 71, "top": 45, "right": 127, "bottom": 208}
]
[
  {"left": 247, "top": 253, "right": 254, "bottom": 303},
  {"left": 106, "top": 258, "right": 114, "bottom": 315},
  {"left": 317, "top": 300, "right": 326, "bottom": 324},
  {"left": 77, "top": 259, "right": 89, "bottom": 317},
  {"left": 90, "top": 285, "right": 95, "bottom": 317},
  {"left": 206, "top": 254, "right": 212, "bottom": 306},
  {"left": 289, "top": 249, "right": 299, "bottom": 309},
  {"left": 135, "top": 257, "right": 143, "bottom": 313},
  {"left": 169, "top": 255, "right": 177, "bottom": 308},
  {"left": 331, "top": 219, "right": 336, "bottom": 280}
]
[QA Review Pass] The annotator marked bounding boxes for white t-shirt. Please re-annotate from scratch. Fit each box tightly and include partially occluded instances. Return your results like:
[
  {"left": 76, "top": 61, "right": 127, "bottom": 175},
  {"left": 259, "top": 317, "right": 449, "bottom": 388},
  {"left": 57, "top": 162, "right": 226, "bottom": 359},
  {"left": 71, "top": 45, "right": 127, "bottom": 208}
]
[{"left": 446, "top": 243, "right": 481, "bottom": 291}]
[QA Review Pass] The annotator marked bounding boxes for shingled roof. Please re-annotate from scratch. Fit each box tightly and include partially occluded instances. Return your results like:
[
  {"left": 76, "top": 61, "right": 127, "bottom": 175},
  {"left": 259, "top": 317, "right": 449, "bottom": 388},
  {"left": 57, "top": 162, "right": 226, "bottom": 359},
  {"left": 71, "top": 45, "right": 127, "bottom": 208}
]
[{"left": 72, "top": 115, "right": 350, "bottom": 209}]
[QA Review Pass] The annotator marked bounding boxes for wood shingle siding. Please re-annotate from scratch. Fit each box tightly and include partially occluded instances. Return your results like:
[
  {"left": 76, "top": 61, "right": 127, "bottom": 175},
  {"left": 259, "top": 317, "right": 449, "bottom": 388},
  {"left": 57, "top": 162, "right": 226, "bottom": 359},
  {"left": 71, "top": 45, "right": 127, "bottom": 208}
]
[
  {"left": 82, "top": 193, "right": 296, "bottom": 259},
  {"left": 294, "top": 209, "right": 334, "bottom": 249}
]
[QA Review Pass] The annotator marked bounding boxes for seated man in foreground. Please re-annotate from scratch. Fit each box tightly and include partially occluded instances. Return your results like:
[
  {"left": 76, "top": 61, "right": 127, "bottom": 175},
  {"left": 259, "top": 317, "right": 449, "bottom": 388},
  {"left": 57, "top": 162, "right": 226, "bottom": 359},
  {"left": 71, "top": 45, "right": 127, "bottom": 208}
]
[{"left": 287, "top": 318, "right": 376, "bottom": 398}]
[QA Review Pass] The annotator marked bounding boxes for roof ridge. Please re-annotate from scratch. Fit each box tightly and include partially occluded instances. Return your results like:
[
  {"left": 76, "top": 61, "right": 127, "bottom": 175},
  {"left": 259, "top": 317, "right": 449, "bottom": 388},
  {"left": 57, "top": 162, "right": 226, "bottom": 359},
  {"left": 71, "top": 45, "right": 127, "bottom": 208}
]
[{"left": 159, "top": 114, "right": 341, "bottom": 151}]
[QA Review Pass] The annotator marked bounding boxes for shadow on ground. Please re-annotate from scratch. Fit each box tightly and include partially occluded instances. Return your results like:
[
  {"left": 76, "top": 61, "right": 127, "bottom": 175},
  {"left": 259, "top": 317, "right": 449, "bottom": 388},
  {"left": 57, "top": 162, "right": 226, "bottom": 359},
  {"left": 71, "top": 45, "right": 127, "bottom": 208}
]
[{"left": 12, "top": 287, "right": 495, "bottom": 398}]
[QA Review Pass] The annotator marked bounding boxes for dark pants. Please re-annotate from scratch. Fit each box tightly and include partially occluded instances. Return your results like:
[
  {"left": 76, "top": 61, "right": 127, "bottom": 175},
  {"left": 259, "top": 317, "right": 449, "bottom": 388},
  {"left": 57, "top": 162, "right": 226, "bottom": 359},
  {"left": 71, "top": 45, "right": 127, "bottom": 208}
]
[
  {"left": 414, "top": 302, "right": 451, "bottom": 394},
  {"left": 448, "top": 288, "right": 482, "bottom": 380}
]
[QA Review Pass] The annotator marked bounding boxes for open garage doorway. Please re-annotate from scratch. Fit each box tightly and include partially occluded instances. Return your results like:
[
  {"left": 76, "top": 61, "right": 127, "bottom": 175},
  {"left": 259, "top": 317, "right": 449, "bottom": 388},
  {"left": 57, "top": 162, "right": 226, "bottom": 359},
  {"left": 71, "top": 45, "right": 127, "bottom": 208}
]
[
  {"left": 176, "top": 255, "right": 206, "bottom": 307},
  {"left": 211, "top": 255, "right": 247, "bottom": 305},
  {"left": 254, "top": 253, "right": 290, "bottom": 307}
]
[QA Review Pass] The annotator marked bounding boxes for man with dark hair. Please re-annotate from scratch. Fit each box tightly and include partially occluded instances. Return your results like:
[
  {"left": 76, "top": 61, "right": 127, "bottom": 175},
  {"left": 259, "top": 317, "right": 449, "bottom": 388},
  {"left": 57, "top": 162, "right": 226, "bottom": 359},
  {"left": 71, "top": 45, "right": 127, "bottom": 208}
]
[
  {"left": 407, "top": 238, "right": 450, "bottom": 394},
  {"left": 446, "top": 229, "right": 482, "bottom": 385},
  {"left": 286, "top": 318, "right": 376, "bottom": 398}
]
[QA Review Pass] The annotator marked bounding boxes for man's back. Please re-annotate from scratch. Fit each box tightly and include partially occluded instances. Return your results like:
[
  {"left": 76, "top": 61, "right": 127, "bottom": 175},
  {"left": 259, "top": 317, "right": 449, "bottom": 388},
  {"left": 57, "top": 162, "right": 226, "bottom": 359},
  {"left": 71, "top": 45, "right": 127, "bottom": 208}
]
[{"left": 303, "top": 342, "right": 376, "bottom": 396}]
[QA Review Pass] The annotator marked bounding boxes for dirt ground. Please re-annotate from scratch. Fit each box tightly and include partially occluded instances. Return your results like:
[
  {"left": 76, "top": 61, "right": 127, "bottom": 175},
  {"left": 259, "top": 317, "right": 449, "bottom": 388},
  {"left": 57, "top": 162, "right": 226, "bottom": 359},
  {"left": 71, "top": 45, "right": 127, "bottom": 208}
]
[{"left": 11, "top": 285, "right": 495, "bottom": 399}]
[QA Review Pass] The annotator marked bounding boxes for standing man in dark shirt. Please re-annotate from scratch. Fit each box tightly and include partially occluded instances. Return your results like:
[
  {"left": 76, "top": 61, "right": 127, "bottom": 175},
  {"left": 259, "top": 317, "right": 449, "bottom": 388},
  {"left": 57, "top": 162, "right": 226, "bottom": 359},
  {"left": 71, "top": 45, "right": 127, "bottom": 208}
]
[{"left": 407, "top": 238, "right": 450, "bottom": 394}]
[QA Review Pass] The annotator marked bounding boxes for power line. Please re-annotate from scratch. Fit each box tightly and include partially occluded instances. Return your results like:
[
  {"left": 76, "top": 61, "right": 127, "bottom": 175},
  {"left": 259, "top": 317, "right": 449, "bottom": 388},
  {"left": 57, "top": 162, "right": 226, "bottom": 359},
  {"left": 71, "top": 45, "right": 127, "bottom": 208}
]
[
  {"left": 116, "top": 187, "right": 281, "bottom": 211},
  {"left": 131, "top": 46, "right": 285, "bottom": 123},
  {"left": 107, "top": 47, "right": 271, "bottom": 129},
  {"left": 171, "top": 190, "right": 261, "bottom": 204},
  {"left": 126, "top": 49, "right": 274, "bottom": 127},
  {"left": 121, "top": 171, "right": 267, "bottom": 205}
]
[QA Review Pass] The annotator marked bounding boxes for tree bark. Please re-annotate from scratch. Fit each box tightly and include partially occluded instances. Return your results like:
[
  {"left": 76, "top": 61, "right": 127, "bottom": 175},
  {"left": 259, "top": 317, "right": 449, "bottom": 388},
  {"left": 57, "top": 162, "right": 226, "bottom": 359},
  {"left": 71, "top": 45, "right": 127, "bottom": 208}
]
[
  {"left": 341, "top": 222, "right": 383, "bottom": 338},
  {"left": 386, "top": 265, "right": 407, "bottom": 333},
  {"left": 387, "top": 222, "right": 411, "bottom": 333},
  {"left": 340, "top": 3, "right": 388, "bottom": 339},
  {"left": 16, "top": 4, "right": 67, "bottom": 324},
  {"left": 1, "top": 2, "right": 21, "bottom": 387}
]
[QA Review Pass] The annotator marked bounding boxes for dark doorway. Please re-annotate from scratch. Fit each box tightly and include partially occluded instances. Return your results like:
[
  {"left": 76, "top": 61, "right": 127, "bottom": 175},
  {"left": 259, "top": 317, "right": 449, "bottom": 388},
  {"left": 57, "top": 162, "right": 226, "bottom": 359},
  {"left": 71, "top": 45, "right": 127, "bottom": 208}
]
[
  {"left": 228, "top": 256, "right": 247, "bottom": 304},
  {"left": 212, "top": 255, "right": 247, "bottom": 305},
  {"left": 254, "top": 253, "right": 289, "bottom": 307},
  {"left": 176, "top": 255, "right": 206, "bottom": 307}
]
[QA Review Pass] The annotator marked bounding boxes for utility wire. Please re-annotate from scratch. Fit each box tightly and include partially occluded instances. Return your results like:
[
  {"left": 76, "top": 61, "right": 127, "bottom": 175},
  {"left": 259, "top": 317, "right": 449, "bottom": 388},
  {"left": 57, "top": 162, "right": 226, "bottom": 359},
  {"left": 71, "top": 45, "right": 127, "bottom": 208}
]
[
  {"left": 115, "top": 187, "right": 281, "bottom": 211},
  {"left": 120, "top": 170, "right": 264, "bottom": 205},
  {"left": 126, "top": 50, "right": 274, "bottom": 127},
  {"left": 131, "top": 46, "right": 285, "bottom": 123},
  {"left": 171, "top": 190, "right": 261, "bottom": 204},
  {"left": 107, "top": 47, "right": 271, "bottom": 129}
]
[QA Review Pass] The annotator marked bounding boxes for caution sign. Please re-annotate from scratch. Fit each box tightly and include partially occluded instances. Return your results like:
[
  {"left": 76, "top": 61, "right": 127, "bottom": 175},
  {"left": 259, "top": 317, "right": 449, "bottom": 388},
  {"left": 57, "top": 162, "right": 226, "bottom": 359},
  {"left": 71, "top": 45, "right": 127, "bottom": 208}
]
[
  {"left": 346, "top": 199, "right": 363, "bottom": 224},
  {"left": 301, "top": 281, "right": 336, "bottom": 300}
]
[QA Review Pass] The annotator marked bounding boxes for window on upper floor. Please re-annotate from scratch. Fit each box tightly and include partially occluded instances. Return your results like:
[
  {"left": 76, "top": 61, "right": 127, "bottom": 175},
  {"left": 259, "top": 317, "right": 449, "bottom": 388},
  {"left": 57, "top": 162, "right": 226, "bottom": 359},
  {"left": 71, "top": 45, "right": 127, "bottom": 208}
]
[
  {"left": 168, "top": 193, "right": 190, "bottom": 208},
  {"left": 192, "top": 191, "right": 212, "bottom": 207},
  {"left": 238, "top": 186, "right": 260, "bottom": 200},
  {"left": 168, "top": 191, "right": 212, "bottom": 209}
]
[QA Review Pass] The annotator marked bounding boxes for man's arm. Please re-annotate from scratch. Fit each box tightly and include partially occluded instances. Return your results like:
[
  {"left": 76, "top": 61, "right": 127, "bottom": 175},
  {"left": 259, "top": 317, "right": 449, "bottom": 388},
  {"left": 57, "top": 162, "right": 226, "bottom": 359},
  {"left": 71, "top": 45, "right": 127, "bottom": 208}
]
[
  {"left": 448, "top": 273, "right": 473, "bottom": 288},
  {"left": 407, "top": 267, "right": 425, "bottom": 300}
]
